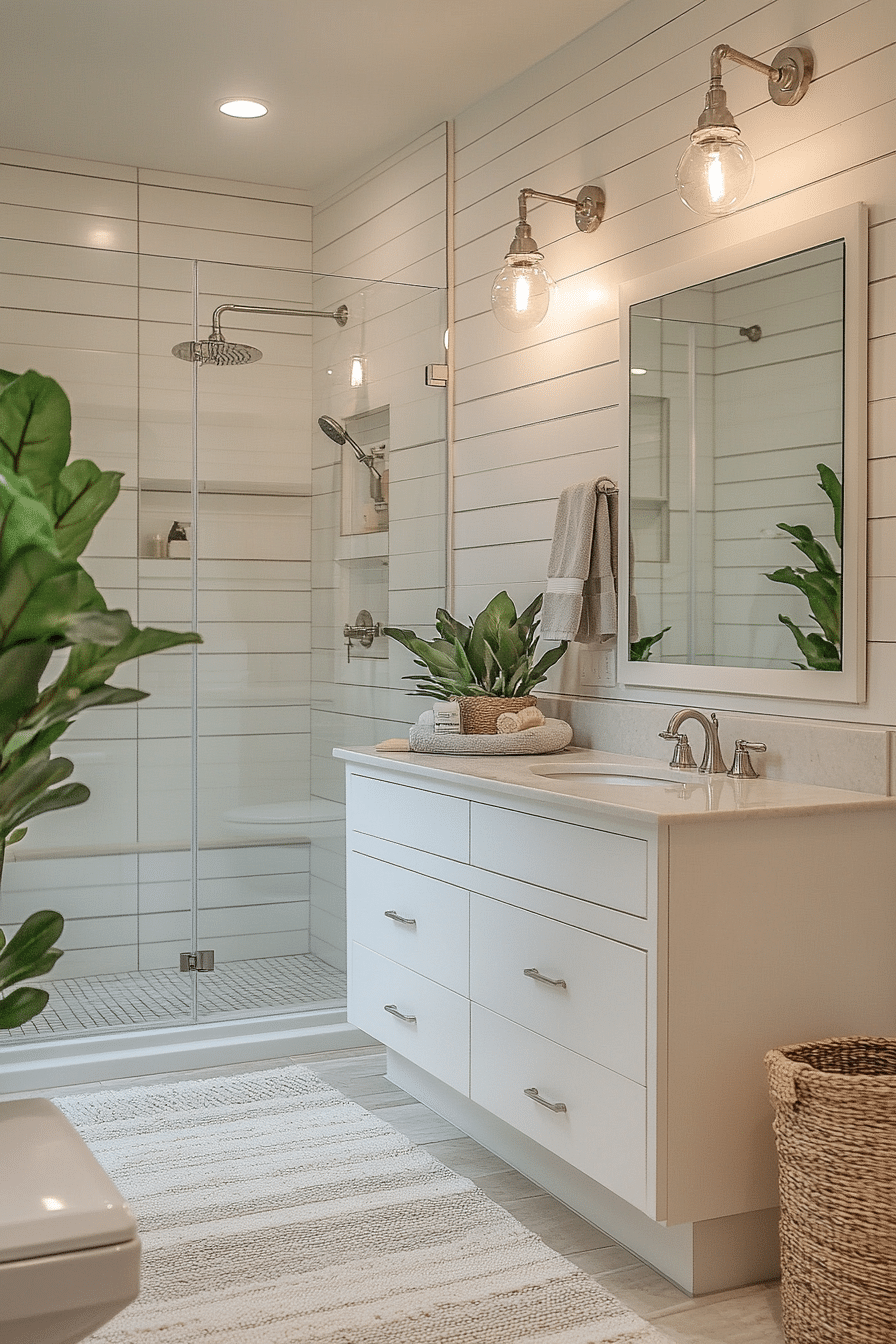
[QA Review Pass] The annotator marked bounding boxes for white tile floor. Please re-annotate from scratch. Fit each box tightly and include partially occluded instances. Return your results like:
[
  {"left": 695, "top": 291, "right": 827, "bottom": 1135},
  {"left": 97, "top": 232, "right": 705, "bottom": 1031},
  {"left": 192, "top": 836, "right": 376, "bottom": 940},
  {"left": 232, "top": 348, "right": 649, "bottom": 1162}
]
[
  {"left": 1, "top": 954, "right": 346, "bottom": 1038},
  {"left": 11, "top": 1047, "right": 786, "bottom": 1343}
]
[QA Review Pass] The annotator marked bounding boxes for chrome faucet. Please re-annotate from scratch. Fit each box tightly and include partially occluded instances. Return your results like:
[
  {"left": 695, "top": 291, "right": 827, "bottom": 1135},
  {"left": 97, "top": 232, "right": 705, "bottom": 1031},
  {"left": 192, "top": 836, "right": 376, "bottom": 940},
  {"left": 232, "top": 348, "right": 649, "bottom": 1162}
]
[{"left": 660, "top": 709, "right": 727, "bottom": 774}]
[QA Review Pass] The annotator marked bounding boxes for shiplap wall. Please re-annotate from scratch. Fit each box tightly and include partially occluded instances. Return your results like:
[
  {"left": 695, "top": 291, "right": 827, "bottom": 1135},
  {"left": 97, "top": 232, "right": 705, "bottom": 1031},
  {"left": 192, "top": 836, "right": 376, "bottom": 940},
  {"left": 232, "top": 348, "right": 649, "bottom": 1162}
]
[
  {"left": 309, "top": 126, "right": 449, "bottom": 969},
  {"left": 0, "top": 149, "right": 315, "bottom": 978},
  {"left": 451, "top": 0, "right": 896, "bottom": 730}
]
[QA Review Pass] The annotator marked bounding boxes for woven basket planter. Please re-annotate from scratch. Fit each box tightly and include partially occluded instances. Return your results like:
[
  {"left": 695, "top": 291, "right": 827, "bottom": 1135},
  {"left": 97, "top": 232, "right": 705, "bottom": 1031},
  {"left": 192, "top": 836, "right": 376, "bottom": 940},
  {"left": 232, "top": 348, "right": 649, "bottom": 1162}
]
[
  {"left": 765, "top": 1037, "right": 896, "bottom": 1344},
  {"left": 453, "top": 695, "right": 536, "bottom": 735}
]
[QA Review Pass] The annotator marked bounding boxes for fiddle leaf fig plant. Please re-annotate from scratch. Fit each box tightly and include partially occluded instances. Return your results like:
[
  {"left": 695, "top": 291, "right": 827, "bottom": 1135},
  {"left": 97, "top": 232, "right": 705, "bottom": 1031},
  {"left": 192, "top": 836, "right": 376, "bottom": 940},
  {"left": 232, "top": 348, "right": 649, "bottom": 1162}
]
[
  {"left": 0, "top": 368, "right": 202, "bottom": 1030},
  {"left": 766, "top": 463, "right": 842, "bottom": 671},
  {"left": 384, "top": 591, "right": 567, "bottom": 699}
]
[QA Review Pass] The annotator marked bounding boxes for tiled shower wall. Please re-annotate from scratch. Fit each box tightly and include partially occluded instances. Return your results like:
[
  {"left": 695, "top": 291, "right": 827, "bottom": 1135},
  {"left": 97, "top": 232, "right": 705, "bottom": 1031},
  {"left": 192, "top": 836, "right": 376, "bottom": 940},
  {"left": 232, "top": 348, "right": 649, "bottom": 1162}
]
[
  {"left": 309, "top": 126, "right": 449, "bottom": 969},
  {"left": 0, "top": 149, "right": 316, "bottom": 978}
]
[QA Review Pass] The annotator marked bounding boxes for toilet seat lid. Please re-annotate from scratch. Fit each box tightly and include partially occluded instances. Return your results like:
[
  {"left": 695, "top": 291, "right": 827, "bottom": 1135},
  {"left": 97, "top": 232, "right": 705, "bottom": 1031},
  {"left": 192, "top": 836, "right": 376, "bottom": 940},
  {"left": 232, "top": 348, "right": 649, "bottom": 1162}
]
[{"left": 0, "top": 1099, "right": 137, "bottom": 1263}]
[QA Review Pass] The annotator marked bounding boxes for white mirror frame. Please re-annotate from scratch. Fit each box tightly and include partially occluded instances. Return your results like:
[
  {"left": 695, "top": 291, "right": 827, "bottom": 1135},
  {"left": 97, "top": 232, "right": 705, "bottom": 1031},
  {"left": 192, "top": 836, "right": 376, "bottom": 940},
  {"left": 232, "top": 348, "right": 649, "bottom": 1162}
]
[{"left": 619, "top": 202, "right": 868, "bottom": 703}]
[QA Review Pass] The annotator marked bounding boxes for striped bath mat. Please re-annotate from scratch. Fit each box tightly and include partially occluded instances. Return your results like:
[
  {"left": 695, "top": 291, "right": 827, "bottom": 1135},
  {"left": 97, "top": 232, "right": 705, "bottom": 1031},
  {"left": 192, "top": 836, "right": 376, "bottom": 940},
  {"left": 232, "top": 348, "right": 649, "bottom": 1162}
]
[{"left": 57, "top": 1064, "right": 668, "bottom": 1343}]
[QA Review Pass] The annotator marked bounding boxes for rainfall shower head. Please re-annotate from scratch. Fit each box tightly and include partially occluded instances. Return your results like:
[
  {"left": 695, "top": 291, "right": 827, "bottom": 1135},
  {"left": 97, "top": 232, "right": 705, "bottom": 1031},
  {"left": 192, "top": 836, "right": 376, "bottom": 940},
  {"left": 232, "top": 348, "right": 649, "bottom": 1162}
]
[
  {"left": 172, "top": 302, "right": 349, "bottom": 364},
  {"left": 172, "top": 335, "right": 262, "bottom": 365}
]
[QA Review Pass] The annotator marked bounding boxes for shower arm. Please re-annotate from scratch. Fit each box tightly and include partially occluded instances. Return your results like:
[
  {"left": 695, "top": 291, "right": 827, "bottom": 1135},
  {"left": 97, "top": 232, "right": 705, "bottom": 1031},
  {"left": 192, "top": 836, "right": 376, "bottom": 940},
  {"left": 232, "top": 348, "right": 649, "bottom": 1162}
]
[{"left": 209, "top": 302, "right": 349, "bottom": 340}]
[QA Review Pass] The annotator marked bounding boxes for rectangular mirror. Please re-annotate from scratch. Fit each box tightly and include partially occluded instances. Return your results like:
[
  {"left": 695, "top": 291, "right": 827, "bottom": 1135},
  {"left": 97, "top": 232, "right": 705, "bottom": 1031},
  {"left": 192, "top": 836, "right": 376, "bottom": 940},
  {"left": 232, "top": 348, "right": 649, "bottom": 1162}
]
[{"left": 619, "top": 204, "right": 867, "bottom": 702}]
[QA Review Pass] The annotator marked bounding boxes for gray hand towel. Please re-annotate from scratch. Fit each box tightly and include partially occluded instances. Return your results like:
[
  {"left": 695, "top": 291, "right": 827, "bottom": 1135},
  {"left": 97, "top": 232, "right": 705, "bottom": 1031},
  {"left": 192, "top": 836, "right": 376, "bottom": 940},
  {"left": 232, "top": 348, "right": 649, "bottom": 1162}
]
[
  {"left": 577, "top": 480, "right": 618, "bottom": 644},
  {"left": 541, "top": 481, "right": 597, "bottom": 641}
]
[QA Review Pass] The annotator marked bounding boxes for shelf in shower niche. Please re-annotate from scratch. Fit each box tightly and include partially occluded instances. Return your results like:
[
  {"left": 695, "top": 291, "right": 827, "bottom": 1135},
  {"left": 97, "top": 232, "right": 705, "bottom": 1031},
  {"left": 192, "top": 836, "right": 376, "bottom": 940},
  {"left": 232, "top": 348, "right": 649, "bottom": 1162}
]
[
  {"left": 333, "top": 533, "right": 389, "bottom": 562},
  {"left": 139, "top": 478, "right": 311, "bottom": 498}
]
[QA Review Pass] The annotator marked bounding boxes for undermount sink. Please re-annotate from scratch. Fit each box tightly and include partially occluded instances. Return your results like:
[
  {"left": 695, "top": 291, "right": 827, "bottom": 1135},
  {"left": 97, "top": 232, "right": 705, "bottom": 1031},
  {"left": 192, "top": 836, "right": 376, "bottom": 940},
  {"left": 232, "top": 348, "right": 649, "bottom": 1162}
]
[{"left": 530, "top": 763, "right": 687, "bottom": 787}]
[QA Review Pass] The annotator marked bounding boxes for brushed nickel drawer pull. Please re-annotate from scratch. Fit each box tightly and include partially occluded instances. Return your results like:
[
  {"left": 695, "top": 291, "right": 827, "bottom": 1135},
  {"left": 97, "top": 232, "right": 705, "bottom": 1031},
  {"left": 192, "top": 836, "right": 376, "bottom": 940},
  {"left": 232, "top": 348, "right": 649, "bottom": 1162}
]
[
  {"left": 383, "top": 1003, "right": 417, "bottom": 1023},
  {"left": 384, "top": 910, "right": 417, "bottom": 927},
  {"left": 524, "top": 1087, "right": 567, "bottom": 1113},
  {"left": 524, "top": 967, "right": 568, "bottom": 989}
]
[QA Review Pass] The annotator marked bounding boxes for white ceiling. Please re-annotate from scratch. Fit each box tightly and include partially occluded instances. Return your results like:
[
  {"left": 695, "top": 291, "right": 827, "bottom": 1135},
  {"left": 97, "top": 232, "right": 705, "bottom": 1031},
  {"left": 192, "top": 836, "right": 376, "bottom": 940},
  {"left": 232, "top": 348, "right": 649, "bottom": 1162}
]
[{"left": 0, "top": 1, "right": 630, "bottom": 194}]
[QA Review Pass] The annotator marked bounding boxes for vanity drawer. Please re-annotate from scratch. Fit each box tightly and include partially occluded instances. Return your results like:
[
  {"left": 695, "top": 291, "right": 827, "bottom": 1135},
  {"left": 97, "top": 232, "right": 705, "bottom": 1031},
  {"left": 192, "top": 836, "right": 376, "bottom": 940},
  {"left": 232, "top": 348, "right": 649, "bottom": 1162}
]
[
  {"left": 348, "top": 851, "right": 469, "bottom": 994},
  {"left": 470, "top": 803, "right": 648, "bottom": 918},
  {"left": 469, "top": 895, "right": 646, "bottom": 1085},
  {"left": 470, "top": 1004, "right": 648, "bottom": 1212},
  {"left": 349, "top": 943, "right": 470, "bottom": 1095},
  {"left": 350, "top": 774, "right": 470, "bottom": 861}
]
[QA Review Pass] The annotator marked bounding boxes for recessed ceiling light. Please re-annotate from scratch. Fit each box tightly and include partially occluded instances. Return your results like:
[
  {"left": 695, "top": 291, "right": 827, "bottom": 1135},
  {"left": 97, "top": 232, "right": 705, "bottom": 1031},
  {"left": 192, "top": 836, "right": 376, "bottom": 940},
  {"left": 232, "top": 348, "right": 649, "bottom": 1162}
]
[
  {"left": 219, "top": 99, "right": 268, "bottom": 119},
  {"left": 631, "top": 367, "right": 647, "bottom": 376}
]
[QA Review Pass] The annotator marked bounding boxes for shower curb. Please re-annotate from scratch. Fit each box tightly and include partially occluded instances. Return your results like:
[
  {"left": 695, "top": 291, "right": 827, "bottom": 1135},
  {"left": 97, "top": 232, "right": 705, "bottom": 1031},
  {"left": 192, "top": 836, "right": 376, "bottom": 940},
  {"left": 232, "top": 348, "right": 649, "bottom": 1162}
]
[{"left": 0, "top": 1011, "right": 374, "bottom": 1093}]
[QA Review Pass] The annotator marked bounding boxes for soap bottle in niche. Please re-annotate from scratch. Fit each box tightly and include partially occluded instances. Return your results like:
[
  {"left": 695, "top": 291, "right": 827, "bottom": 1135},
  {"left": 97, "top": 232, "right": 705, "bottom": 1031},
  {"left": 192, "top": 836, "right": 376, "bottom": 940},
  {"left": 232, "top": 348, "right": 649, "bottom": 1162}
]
[{"left": 167, "top": 521, "right": 190, "bottom": 559}]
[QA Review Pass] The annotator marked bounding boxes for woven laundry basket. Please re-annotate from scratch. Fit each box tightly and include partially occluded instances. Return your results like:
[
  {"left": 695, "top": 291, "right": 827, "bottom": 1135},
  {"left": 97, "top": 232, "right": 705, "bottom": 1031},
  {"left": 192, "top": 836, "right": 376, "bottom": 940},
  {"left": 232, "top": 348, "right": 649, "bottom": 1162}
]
[
  {"left": 765, "top": 1037, "right": 896, "bottom": 1344},
  {"left": 452, "top": 695, "right": 536, "bottom": 735}
]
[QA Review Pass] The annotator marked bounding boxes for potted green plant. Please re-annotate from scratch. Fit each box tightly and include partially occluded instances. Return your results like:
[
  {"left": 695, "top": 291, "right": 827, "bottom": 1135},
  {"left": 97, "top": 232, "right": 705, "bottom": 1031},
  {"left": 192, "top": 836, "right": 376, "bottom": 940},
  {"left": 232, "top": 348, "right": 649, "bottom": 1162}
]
[
  {"left": 384, "top": 591, "right": 567, "bottom": 733},
  {"left": 0, "top": 368, "right": 202, "bottom": 1030}
]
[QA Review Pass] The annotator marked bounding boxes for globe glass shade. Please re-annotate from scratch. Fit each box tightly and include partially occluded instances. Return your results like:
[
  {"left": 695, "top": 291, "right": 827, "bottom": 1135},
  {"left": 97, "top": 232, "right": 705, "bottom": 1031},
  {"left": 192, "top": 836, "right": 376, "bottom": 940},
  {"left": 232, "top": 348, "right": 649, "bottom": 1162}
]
[
  {"left": 676, "top": 136, "right": 755, "bottom": 216},
  {"left": 491, "top": 258, "right": 553, "bottom": 332}
]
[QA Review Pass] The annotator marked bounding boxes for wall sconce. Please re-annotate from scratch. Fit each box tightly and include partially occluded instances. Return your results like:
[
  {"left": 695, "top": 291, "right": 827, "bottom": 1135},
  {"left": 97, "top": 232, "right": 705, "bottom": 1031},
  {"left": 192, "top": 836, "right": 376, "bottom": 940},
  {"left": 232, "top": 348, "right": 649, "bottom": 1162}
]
[
  {"left": 677, "top": 44, "right": 813, "bottom": 215},
  {"left": 350, "top": 355, "right": 366, "bottom": 388},
  {"left": 491, "top": 185, "right": 605, "bottom": 331}
]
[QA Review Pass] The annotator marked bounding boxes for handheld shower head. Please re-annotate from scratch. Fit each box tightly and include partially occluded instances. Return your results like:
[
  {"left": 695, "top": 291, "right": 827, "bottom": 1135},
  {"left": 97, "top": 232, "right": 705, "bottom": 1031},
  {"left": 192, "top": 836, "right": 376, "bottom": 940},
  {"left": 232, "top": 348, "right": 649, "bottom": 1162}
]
[
  {"left": 318, "top": 414, "right": 355, "bottom": 451},
  {"left": 318, "top": 415, "right": 385, "bottom": 508}
]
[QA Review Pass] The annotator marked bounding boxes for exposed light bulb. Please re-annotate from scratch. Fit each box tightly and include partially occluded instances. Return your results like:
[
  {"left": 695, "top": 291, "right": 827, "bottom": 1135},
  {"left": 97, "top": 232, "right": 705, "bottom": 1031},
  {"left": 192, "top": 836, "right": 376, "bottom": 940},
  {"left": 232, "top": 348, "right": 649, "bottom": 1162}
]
[
  {"left": 676, "top": 126, "right": 754, "bottom": 216},
  {"left": 491, "top": 256, "right": 554, "bottom": 332}
]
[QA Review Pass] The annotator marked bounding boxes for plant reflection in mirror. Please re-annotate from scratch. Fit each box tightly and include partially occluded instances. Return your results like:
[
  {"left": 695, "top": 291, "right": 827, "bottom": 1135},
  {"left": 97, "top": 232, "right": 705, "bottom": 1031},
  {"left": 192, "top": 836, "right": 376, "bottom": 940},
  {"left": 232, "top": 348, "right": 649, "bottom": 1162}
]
[
  {"left": 630, "top": 627, "right": 671, "bottom": 662},
  {"left": 766, "top": 463, "right": 842, "bottom": 671}
]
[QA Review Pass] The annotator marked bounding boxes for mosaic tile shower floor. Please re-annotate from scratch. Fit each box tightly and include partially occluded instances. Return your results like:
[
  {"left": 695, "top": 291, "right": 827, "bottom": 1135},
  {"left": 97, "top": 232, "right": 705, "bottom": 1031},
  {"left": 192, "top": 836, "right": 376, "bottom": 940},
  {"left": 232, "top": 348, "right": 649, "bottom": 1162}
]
[{"left": 2, "top": 954, "right": 346, "bottom": 1038}]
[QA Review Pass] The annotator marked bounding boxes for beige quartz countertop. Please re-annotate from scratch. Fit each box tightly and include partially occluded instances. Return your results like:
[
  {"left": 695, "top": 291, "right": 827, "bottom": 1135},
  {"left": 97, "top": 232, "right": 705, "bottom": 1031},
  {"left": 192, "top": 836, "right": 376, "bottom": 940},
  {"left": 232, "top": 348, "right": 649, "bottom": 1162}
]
[{"left": 334, "top": 744, "right": 896, "bottom": 823}]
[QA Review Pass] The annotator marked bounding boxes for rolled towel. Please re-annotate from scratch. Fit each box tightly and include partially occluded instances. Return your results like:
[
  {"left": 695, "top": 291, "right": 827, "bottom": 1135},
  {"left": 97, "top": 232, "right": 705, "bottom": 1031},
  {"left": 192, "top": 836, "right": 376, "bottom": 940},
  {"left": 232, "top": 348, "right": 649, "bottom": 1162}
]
[
  {"left": 496, "top": 707, "right": 547, "bottom": 734},
  {"left": 496, "top": 712, "right": 522, "bottom": 734}
]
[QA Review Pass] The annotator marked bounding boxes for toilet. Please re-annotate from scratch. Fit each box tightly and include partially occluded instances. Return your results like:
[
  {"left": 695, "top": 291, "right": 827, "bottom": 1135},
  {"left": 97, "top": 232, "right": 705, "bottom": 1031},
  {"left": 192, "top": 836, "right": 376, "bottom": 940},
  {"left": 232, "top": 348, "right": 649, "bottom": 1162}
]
[{"left": 0, "top": 1098, "right": 141, "bottom": 1344}]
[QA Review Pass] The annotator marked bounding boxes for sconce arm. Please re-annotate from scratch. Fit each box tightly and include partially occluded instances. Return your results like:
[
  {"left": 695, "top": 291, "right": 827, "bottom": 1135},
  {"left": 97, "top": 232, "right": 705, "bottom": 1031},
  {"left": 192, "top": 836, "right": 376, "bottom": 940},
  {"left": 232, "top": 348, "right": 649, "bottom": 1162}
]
[
  {"left": 707, "top": 43, "right": 813, "bottom": 105},
  {"left": 516, "top": 185, "right": 605, "bottom": 235}
]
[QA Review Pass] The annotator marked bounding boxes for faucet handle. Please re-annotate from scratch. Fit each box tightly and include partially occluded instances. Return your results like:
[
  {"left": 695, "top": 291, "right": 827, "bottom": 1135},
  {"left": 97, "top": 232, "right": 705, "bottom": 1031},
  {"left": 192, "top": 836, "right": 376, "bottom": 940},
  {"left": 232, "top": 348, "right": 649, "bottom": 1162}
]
[
  {"left": 659, "top": 730, "right": 697, "bottom": 769},
  {"left": 727, "top": 740, "right": 767, "bottom": 779}
]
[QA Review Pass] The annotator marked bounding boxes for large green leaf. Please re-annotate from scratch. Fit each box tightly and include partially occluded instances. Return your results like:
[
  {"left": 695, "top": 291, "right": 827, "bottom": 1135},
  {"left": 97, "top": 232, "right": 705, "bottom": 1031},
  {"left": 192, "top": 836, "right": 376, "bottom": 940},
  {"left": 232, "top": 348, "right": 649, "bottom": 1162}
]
[
  {"left": 51, "top": 460, "right": 123, "bottom": 562},
  {"left": 4, "top": 684, "right": 145, "bottom": 763},
  {"left": 0, "top": 466, "right": 59, "bottom": 566},
  {"left": 0, "top": 984, "right": 52, "bottom": 1029},
  {"left": 525, "top": 641, "right": 569, "bottom": 690},
  {"left": 0, "top": 909, "right": 64, "bottom": 992},
  {"left": 0, "top": 369, "right": 71, "bottom": 500},
  {"left": 0, "top": 751, "right": 90, "bottom": 837},
  {"left": 766, "top": 567, "right": 840, "bottom": 647},
  {"left": 434, "top": 609, "right": 471, "bottom": 649},
  {"left": 0, "top": 548, "right": 111, "bottom": 651},
  {"left": 817, "top": 463, "right": 843, "bottom": 550},
  {"left": 55, "top": 624, "right": 202, "bottom": 694},
  {"left": 0, "top": 643, "right": 53, "bottom": 737},
  {"left": 775, "top": 523, "right": 838, "bottom": 577},
  {"left": 778, "top": 616, "right": 841, "bottom": 671}
]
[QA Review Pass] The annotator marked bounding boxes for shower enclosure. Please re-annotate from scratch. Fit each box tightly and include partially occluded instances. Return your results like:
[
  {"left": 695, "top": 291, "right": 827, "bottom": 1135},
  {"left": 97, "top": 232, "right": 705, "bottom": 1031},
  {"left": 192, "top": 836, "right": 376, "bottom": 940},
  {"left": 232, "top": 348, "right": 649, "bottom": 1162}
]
[{"left": 0, "top": 240, "right": 446, "bottom": 1072}]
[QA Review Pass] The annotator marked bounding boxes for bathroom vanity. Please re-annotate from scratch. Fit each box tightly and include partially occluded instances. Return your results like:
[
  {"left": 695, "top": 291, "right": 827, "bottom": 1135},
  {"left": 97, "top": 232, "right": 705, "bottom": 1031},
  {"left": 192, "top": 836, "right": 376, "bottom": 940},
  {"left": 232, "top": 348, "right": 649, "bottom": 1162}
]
[{"left": 336, "top": 745, "right": 896, "bottom": 1294}]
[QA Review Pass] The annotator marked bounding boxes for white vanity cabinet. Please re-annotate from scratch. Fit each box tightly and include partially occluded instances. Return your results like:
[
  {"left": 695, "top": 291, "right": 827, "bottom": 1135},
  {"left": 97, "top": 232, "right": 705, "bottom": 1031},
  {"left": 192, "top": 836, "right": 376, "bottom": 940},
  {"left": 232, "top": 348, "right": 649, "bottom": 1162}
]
[{"left": 338, "top": 748, "right": 896, "bottom": 1294}]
